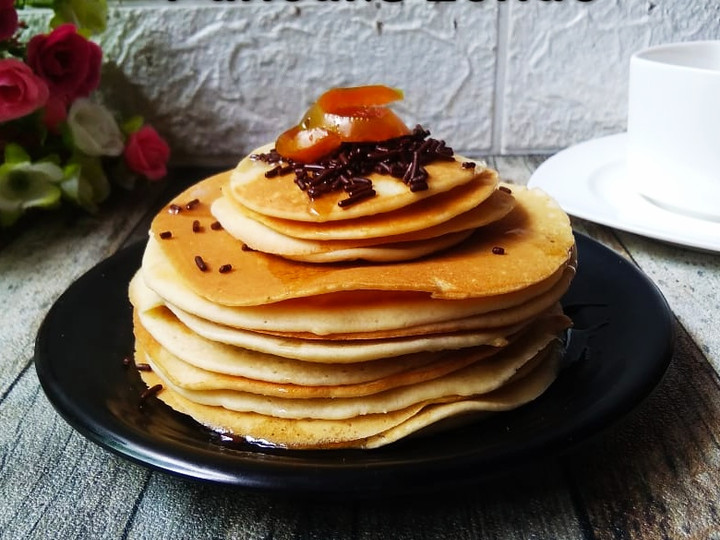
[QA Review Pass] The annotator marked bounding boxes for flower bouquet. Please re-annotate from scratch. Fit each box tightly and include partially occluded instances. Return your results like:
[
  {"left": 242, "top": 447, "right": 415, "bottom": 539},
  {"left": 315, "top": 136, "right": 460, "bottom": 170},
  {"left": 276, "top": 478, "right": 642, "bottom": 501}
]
[{"left": 0, "top": 0, "right": 170, "bottom": 228}]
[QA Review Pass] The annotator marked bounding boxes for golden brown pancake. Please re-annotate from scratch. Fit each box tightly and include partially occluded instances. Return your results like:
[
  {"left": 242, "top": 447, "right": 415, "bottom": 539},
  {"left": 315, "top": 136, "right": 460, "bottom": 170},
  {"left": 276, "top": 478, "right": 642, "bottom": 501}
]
[
  {"left": 251, "top": 266, "right": 575, "bottom": 341},
  {"left": 209, "top": 211, "right": 475, "bottom": 262},
  {"left": 133, "top": 306, "right": 569, "bottom": 399},
  {"left": 137, "top": 341, "right": 561, "bottom": 449},
  {"left": 139, "top": 246, "right": 573, "bottom": 335},
  {"left": 165, "top": 304, "right": 525, "bottom": 363},
  {"left": 149, "top": 176, "right": 575, "bottom": 305}
]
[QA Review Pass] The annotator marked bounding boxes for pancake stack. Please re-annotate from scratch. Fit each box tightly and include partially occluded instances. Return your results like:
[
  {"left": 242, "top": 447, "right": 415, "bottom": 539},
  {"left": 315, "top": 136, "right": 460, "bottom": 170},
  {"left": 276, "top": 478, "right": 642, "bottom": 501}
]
[{"left": 129, "top": 130, "right": 576, "bottom": 450}]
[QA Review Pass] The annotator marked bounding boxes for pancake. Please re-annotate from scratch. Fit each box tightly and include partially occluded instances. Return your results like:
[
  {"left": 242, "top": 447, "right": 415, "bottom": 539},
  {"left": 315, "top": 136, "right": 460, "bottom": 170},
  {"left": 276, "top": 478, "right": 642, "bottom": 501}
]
[
  {"left": 362, "top": 346, "right": 560, "bottom": 449},
  {"left": 145, "top": 342, "right": 557, "bottom": 420},
  {"left": 164, "top": 304, "right": 525, "bottom": 363},
  {"left": 229, "top": 143, "right": 486, "bottom": 222},
  {"left": 135, "top": 313, "right": 496, "bottom": 397},
  {"left": 211, "top": 201, "right": 475, "bottom": 261},
  {"left": 280, "top": 230, "right": 473, "bottom": 263},
  {"left": 219, "top": 172, "right": 508, "bottom": 242},
  {"left": 132, "top": 305, "right": 470, "bottom": 386},
  {"left": 137, "top": 310, "right": 566, "bottom": 403},
  {"left": 254, "top": 265, "right": 575, "bottom": 341},
  {"left": 137, "top": 341, "right": 561, "bottom": 449},
  {"left": 212, "top": 193, "right": 491, "bottom": 262},
  {"left": 148, "top": 176, "right": 575, "bottom": 305},
  {"left": 139, "top": 243, "right": 573, "bottom": 335}
]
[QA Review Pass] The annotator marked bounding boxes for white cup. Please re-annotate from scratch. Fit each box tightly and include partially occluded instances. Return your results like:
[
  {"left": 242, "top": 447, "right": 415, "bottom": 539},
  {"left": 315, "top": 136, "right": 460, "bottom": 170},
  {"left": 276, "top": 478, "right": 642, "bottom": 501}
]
[{"left": 627, "top": 41, "right": 720, "bottom": 221}]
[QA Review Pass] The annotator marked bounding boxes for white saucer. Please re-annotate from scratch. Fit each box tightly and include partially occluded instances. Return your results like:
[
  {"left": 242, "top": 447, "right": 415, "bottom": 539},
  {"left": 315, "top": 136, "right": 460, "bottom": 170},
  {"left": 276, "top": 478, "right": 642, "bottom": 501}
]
[{"left": 527, "top": 133, "right": 720, "bottom": 253}]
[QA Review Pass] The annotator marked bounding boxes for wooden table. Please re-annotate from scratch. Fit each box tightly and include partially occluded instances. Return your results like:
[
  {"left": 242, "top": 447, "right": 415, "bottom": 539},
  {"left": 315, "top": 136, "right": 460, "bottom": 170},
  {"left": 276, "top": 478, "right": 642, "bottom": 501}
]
[{"left": 1, "top": 157, "right": 719, "bottom": 539}]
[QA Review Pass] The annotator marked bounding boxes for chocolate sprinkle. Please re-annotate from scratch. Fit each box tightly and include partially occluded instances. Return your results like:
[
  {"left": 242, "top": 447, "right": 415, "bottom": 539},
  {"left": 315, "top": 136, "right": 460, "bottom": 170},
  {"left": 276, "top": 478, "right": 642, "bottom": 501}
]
[
  {"left": 139, "top": 384, "right": 163, "bottom": 407},
  {"left": 461, "top": 161, "right": 477, "bottom": 169},
  {"left": 192, "top": 219, "right": 202, "bottom": 233},
  {"left": 210, "top": 221, "right": 223, "bottom": 231},
  {"left": 219, "top": 264, "right": 233, "bottom": 273},
  {"left": 136, "top": 363, "right": 152, "bottom": 372},
  {"left": 159, "top": 231, "right": 172, "bottom": 239},
  {"left": 251, "top": 125, "right": 458, "bottom": 207},
  {"left": 168, "top": 204, "right": 182, "bottom": 215},
  {"left": 338, "top": 188, "right": 376, "bottom": 208},
  {"left": 194, "top": 255, "right": 208, "bottom": 271},
  {"left": 241, "top": 243, "right": 255, "bottom": 252},
  {"left": 499, "top": 185, "right": 512, "bottom": 194},
  {"left": 185, "top": 198, "right": 200, "bottom": 210},
  {"left": 492, "top": 246, "right": 505, "bottom": 255}
]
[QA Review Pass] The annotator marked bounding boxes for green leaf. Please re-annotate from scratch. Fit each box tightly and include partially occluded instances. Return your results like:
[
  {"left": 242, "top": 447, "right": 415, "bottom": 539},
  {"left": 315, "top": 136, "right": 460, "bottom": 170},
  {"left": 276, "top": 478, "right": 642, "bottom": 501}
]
[
  {"left": 61, "top": 155, "right": 110, "bottom": 212},
  {"left": 60, "top": 122, "right": 75, "bottom": 151},
  {"left": 63, "top": 162, "right": 81, "bottom": 178},
  {"left": 23, "top": 0, "right": 54, "bottom": 8},
  {"left": 50, "top": 0, "right": 108, "bottom": 35},
  {"left": 121, "top": 115, "right": 145, "bottom": 136},
  {"left": 78, "top": 155, "right": 110, "bottom": 203},
  {"left": 4, "top": 144, "right": 30, "bottom": 165}
]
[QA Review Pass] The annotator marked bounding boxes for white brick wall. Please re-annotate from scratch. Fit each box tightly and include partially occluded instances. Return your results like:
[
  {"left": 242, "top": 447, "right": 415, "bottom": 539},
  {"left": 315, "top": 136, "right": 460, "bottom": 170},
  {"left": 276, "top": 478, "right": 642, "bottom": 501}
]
[{"left": 19, "top": 0, "right": 720, "bottom": 165}]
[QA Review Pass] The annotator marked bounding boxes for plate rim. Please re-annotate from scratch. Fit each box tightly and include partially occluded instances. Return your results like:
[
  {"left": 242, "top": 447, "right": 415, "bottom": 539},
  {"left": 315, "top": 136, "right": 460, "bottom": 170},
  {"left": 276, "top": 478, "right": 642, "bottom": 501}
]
[
  {"left": 34, "top": 232, "right": 675, "bottom": 495},
  {"left": 528, "top": 133, "right": 720, "bottom": 253}
]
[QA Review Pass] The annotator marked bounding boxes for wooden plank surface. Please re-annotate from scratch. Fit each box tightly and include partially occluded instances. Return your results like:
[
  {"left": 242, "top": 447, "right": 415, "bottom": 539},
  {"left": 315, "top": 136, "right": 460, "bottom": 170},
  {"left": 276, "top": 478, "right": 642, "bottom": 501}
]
[{"left": 1, "top": 157, "right": 719, "bottom": 539}]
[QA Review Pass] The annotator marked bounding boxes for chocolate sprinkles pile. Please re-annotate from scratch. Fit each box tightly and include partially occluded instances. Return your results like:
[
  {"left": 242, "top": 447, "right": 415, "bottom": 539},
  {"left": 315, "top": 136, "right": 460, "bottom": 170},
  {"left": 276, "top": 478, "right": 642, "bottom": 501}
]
[{"left": 251, "top": 125, "right": 461, "bottom": 208}]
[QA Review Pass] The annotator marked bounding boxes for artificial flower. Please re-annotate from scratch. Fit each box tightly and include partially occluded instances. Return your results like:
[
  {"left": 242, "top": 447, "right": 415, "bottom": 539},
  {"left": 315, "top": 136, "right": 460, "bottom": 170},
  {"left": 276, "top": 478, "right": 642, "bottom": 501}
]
[
  {"left": 0, "top": 144, "right": 63, "bottom": 227},
  {"left": 26, "top": 23, "right": 102, "bottom": 103},
  {"left": 51, "top": 0, "right": 108, "bottom": 36},
  {"left": 1, "top": 3, "right": 169, "bottom": 228},
  {"left": 59, "top": 154, "right": 110, "bottom": 213},
  {"left": 0, "top": 0, "right": 18, "bottom": 42},
  {"left": 67, "top": 98, "right": 124, "bottom": 156},
  {"left": 0, "top": 58, "right": 50, "bottom": 123},
  {"left": 43, "top": 95, "right": 68, "bottom": 133},
  {"left": 124, "top": 125, "right": 171, "bottom": 181}
]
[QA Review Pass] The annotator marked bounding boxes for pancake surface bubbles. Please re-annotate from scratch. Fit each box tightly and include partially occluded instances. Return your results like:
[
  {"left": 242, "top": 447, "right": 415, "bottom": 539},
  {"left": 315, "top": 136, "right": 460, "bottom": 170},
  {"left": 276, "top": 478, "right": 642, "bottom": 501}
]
[{"left": 131, "top": 128, "right": 576, "bottom": 450}]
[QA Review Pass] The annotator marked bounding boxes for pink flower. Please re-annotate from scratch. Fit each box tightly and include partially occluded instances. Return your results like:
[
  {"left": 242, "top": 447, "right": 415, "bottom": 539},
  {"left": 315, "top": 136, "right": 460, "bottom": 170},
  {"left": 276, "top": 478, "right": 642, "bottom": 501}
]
[
  {"left": 0, "top": 0, "right": 18, "bottom": 42},
  {"left": 26, "top": 23, "right": 102, "bottom": 102},
  {"left": 124, "top": 126, "right": 170, "bottom": 181},
  {"left": 0, "top": 59, "right": 50, "bottom": 123}
]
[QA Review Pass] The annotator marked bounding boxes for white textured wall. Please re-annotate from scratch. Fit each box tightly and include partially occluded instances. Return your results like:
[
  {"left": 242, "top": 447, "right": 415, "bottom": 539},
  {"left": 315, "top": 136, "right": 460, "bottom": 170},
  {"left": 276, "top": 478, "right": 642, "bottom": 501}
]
[{"left": 20, "top": 0, "right": 720, "bottom": 165}]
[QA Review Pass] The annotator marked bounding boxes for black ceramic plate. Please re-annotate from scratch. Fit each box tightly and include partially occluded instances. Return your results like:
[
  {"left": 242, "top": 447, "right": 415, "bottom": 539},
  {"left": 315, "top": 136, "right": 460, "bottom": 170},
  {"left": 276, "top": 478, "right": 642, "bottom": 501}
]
[{"left": 35, "top": 233, "right": 673, "bottom": 495}]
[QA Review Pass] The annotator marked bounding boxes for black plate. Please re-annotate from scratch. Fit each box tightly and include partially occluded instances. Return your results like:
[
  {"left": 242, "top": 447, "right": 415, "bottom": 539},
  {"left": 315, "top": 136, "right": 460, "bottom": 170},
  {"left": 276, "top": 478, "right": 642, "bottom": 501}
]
[{"left": 35, "top": 233, "right": 673, "bottom": 495}]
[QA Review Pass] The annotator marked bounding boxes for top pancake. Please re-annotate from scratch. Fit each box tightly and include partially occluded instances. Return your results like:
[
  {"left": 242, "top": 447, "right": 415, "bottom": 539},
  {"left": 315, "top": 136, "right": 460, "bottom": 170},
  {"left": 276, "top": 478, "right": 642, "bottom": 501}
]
[{"left": 228, "top": 143, "right": 485, "bottom": 222}]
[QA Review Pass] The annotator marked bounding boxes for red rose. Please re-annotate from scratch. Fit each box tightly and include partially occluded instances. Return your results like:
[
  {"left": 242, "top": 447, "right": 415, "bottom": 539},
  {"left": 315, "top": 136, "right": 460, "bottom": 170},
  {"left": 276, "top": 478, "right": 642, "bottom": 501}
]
[
  {"left": 26, "top": 23, "right": 102, "bottom": 102},
  {"left": 43, "top": 95, "right": 68, "bottom": 133},
  {"left": 124, "top": 126, "right": 171, "bottom": 181},
  {"left": 0, "top": 59, "right": 50, "bottom": 123},
  {"left": 0, "top": 0, "right": 18, "bottom": 42}
]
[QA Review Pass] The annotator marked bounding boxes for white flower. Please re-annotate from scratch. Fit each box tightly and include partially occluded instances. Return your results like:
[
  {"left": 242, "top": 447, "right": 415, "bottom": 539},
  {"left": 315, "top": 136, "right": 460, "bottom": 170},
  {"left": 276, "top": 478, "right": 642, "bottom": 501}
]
[
  {"left": 67, "top": 98, "right": 124, "bottom": 157},
  {"left": 0, "top": 149, "right": 64, "bottom": 227}
]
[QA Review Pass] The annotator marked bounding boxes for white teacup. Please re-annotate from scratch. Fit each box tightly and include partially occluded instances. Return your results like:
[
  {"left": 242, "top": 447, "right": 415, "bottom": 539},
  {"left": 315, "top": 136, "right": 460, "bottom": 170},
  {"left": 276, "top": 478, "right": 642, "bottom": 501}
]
[{"left": 627, "top": 41, "right": 720, "bottom": 221}]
